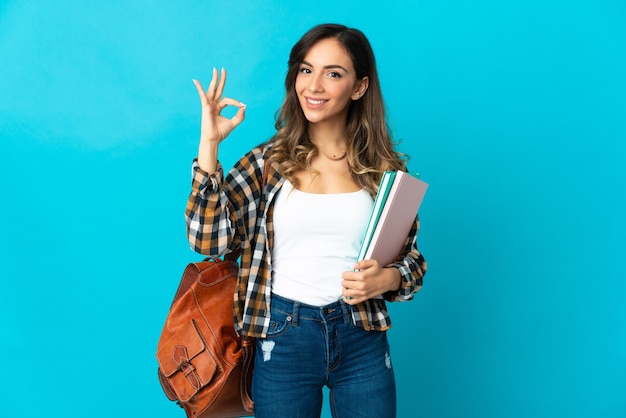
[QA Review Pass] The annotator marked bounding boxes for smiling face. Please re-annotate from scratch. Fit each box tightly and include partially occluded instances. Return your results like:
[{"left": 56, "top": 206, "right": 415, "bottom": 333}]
[{"left": 295, "top": 37, "right": 369, "bottom": 129}]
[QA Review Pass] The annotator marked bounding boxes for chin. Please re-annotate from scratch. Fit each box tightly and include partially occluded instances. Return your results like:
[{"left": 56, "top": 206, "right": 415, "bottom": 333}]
[{"left": 301, "top": 112, "right": 324, "bottom": 124}]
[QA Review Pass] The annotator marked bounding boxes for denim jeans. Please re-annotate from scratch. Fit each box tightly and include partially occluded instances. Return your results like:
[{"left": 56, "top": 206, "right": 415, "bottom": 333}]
[{"left": 251, "top": 293, "right": 396, "bottom": 418}]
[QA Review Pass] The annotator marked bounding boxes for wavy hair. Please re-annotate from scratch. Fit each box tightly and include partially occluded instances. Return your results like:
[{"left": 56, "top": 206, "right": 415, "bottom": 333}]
[{"left": 269, "top": 23, "right": 406, "bottom": 195}]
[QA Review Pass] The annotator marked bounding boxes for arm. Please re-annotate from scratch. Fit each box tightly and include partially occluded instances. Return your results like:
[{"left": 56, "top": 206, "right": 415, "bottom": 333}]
[
  {"left": 185, "top": 160, "right": 238, "bottom": 256},
  {"left": 341, "top": 217, "right": 426, "bottom": 304},
  {"left": 186, "top": 68, "right": 247, "bottom": 255},
  {"left": 186, "top": 146, "right": 268, "bottom": 256}
]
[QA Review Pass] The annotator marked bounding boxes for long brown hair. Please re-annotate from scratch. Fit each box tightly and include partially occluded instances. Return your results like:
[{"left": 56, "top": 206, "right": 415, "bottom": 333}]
[{"left": 269, "top": 23, "right": 407, "bottom": 195}]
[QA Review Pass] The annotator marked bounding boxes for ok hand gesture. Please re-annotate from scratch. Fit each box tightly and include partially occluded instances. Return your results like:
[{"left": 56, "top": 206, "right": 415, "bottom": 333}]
[{"left": 193, "top": 68, "right": 246, "bottom": 172}]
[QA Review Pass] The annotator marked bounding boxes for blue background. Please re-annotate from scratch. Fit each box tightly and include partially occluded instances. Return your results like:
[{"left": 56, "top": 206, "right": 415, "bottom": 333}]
[{"left": 1, "top": 1, "right": 625, "bottom": 417}]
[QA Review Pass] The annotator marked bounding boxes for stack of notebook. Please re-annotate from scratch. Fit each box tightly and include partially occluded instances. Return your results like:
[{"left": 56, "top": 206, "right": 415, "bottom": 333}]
[{"left": 356, "top": 171, "right": 428, "bottom": 266}]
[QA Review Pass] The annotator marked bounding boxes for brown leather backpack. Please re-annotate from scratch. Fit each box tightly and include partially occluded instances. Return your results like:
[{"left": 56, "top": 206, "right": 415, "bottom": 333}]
[{"left": 156, "top": 253, "right": 254, "bottom": 417}]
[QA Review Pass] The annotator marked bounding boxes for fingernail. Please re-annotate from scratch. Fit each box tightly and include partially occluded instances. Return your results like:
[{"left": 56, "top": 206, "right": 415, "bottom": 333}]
[{"left": 240, "top": 102, "right": 247, "bottom": 107}]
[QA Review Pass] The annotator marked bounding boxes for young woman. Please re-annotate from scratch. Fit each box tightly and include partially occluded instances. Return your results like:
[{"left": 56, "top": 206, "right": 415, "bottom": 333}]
[{"left": 186, "top": 23, "right": 426, "bottom": 418}]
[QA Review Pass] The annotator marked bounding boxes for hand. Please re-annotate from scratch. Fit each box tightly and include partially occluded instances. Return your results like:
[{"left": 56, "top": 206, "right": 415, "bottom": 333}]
[
  {"left": 193, "top": 68, "right": 246, "bottom": 143},
  {"left": 341, "top": 260, "right": 401, "bottom": 305}
]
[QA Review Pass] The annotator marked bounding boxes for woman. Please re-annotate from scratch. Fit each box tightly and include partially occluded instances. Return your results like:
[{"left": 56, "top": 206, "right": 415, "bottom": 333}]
[{"left": 186, "top": 23, "right": 426, "bottom": 418}]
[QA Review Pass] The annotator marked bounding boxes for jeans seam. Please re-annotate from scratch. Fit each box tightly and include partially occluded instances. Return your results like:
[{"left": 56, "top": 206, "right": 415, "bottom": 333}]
[{"left": 327, "top": 328, "right": 341, "bottom": 372}]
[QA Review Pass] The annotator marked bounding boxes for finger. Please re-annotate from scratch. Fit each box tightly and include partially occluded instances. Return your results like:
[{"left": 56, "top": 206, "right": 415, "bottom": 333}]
[
  {"left": 217, "top": 98, "right": 247, "bottom": 125},
  {"left": 217, "top": 97, "right": 244, "bottom": 108},
  {"left": 230, "top": 103, "right": 246, "bottom": 128},
  {"left": 214, "top": 68, "right": 227, "bottom": 100},
  {"left": 354, "top": 259, "right": 376, "bottom": 271},
  {"left": 192, "top": 79, "right": 207, "bottom": 103},
  {"left": 342, "top": 278, "right": 364, "bottom": 292},
  {"left": 342, "top": 286, "right": 353, "bottom": 302},
  {"left": 341, "top": 273, "right": 354, "bottom": 286},
  {"left": 206, "top": 67, "right": 219, "bottom": 99},
  {"left": 343, "top": 292, "right": 361, "bottom": 305}
]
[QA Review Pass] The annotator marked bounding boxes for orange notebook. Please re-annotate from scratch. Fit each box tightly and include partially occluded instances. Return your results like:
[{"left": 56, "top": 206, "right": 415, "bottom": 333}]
[{"left": 358, "top": 171, "right": 428, "bottom": 266}]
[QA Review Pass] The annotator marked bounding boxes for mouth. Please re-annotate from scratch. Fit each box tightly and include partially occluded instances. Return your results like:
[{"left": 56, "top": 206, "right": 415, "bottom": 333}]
[{"left": 305, "top": 97, "right": 329, "bottom": 106}]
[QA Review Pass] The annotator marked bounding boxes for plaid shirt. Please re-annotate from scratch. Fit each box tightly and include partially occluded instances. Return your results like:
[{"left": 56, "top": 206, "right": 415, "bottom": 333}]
[{"left": 186, "top": 143, "right": 427, "bottom": 338}]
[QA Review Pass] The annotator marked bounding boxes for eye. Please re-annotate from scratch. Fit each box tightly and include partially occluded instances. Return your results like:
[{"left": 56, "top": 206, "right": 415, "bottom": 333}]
[
  {"left": 328, "top": 71, "right": 342, "bottom": 78},
  {"left": 299, "top": 67, "right": 311, "bottom": 74}
]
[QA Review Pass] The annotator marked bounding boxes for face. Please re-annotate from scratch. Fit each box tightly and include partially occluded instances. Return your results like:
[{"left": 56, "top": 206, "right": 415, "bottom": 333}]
[{"left": 295, "top": 37, "right": 368, "bottom": 128}]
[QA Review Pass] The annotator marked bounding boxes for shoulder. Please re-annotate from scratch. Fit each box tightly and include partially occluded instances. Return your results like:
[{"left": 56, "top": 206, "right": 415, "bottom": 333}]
[
  {"left": 234, "top": 142, "right": 272, "bottom": 173},
  {"left": 226, "top": 142, "right": 275, "bottom": 188}
]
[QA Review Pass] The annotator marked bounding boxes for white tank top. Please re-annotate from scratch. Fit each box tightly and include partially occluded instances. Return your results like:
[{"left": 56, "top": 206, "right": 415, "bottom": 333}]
[{"left": 271, "top": 180, "right": 374, "bottom": 306}]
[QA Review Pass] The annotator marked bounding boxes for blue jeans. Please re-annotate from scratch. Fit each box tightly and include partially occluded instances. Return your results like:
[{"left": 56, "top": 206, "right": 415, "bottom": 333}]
[{"left": 252, "top": 293, "right": 396, "bottom": 418}]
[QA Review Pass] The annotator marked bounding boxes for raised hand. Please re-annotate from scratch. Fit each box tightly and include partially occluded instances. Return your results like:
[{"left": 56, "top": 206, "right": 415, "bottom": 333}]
[{"left": 193, "top": 68, "right": 246, "bottom": 172}]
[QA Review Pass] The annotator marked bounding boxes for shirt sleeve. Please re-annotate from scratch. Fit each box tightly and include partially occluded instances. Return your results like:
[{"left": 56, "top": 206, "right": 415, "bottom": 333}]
[
  {"left": 383, "top": 216, "right": 427, "bottom": 302},
  {"left": 185, "top": 159, "right": 239, "bottom": 256}
]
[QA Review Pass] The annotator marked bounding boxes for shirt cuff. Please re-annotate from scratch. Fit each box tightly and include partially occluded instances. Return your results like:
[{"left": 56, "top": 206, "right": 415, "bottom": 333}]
[
  {"left": 383, "top": 263, "right": 417, "bottom": 302},
  {"left": 191, "top": 158, "right": 224, "bottom": 198}
]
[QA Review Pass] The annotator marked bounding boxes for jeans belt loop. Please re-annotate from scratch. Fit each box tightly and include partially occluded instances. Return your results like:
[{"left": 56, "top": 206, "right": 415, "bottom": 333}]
[
  {"left": 291, "top": 301, "right": 300, "bottom": 327},
  {"left": 340, "top": 298, "right": 351, "bottom": 325}
]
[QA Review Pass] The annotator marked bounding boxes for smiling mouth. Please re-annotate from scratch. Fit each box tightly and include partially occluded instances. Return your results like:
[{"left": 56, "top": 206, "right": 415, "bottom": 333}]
[{"left": 306, "top": 97, "right": 328, "bottom": 105}]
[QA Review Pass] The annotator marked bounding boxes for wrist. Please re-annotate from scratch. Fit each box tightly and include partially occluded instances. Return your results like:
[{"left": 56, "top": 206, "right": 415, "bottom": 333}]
[
  {"left": 385, "top": 267, "right": 401, "bottom": 293},
  {"left": 197, "top": 141, "right": 219, "bottom": 173}
]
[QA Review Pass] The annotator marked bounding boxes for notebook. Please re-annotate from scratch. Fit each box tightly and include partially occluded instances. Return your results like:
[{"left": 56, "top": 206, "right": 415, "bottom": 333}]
[{"left": 357, "top": 171, "right": 428, "bottom": 266}]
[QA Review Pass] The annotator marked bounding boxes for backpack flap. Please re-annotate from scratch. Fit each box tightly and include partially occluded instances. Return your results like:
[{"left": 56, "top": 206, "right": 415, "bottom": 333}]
[{"left": 157, "top": 319, "right": 218, "bottom": 402}]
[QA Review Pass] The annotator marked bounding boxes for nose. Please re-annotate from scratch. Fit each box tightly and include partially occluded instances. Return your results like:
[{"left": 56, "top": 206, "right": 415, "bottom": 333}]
[{"left": 307, "top": 73, "right": 324, "bottom": 93}]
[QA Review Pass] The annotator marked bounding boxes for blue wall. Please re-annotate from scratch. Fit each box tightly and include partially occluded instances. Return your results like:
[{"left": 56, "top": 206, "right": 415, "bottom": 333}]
[{"left": 1, "top": 1, "right": 624, "bottom": 417}]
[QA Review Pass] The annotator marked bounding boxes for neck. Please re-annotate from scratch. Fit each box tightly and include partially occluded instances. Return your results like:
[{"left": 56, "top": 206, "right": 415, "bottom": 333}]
[
  {"left": 308, "top": 124, "right": 349, "bottom": 161},
  {"left": 308, "top": 122, "right": 347, "bottom": 148}
]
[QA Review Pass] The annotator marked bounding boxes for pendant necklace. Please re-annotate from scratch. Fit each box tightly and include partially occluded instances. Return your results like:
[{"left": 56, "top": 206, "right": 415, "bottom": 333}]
[{"left": 320, "top": 147, "right": 347, "bottom": 160}]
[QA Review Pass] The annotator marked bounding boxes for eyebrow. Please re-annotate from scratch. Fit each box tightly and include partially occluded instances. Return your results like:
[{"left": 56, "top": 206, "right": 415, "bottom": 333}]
[{"left": 301, "top": 60, "right": 349, "bottom": 73}]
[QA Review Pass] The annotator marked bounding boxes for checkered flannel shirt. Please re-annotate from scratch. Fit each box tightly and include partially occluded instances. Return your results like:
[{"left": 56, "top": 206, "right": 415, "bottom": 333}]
[{"left": 185, "top": 143, "right": 427, "bottom": 338}]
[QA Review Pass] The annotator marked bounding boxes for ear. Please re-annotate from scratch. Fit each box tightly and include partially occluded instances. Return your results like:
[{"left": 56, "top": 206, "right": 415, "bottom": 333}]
[{"left": 352, "top": 76, "right": 369, "bottom": 100}]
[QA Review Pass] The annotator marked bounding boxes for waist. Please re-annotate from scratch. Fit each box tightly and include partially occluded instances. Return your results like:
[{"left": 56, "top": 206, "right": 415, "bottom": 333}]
[{"left": 270, "top": 293, "right": 353, "bottom": 324}]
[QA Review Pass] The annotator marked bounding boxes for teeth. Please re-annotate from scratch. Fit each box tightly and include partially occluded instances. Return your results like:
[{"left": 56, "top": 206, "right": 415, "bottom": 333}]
[{"left": 307, "top": 98, "right": 326, "bottom": 105}]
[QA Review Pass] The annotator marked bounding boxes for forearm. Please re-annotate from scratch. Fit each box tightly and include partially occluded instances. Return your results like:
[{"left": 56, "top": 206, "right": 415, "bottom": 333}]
[
  {"left": 185, "top": 160, "right": 235, "bottom": 255},
  {"left": 384, "top": 248, "right": 426, "bottom": 301},
  {"left": 384, "top": 267, "right": 402, "bottom": 293},
  {"left": 197, "top": 140, "right": 220, "bottom": 174}
]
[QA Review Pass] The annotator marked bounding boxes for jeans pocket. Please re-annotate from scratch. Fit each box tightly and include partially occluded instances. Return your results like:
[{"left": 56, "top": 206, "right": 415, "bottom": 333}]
[{"left": 265, "top": 309, "right": 293, "bottom": 337}]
